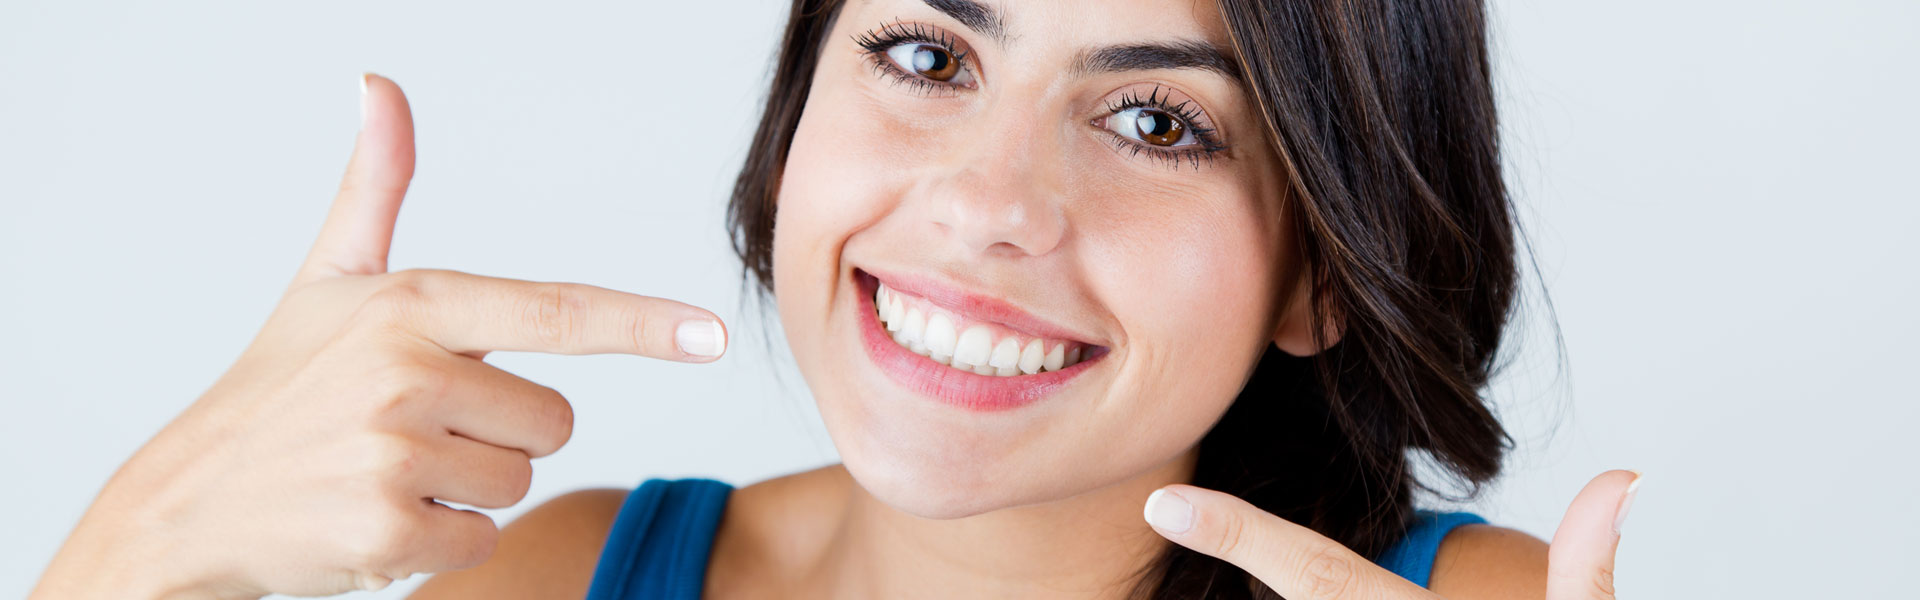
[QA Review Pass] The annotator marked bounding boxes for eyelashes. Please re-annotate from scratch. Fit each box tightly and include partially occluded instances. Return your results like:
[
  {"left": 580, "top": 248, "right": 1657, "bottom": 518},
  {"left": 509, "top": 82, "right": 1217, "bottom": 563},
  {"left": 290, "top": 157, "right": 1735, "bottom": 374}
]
[
  {"left": 852, "top": 22, "right": 1230, "bottom": 171},
  {"left": 854, "top": 21, "right": 977, "bottom": 95},
  {"left": 1100, "top": 85, "right": 1228, "bottom": 170}
]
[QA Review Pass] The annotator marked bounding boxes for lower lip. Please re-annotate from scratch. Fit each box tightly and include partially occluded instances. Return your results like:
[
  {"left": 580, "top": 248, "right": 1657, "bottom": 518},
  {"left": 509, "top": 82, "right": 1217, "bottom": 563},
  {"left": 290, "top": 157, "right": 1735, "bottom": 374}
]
[{"left": 854, "top": 271, "right": 1099, "bottom": 412}]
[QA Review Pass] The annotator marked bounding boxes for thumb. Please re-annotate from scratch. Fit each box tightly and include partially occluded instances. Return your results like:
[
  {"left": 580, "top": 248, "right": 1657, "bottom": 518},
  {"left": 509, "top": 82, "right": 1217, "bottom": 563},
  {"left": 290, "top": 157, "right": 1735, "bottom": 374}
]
[
  {"left": 292, "top": 72, "right": 416, "bottom": 288},
  {"left": 1547, "top": 469, "right": 1641, "bottom": 600}
]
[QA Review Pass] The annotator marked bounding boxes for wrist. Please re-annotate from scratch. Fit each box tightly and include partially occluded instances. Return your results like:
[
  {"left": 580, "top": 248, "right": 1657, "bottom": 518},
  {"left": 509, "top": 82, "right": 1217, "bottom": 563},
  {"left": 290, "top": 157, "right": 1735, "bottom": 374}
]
[{"left": 35, "top": 500, "right": 251, "bottom": 600}]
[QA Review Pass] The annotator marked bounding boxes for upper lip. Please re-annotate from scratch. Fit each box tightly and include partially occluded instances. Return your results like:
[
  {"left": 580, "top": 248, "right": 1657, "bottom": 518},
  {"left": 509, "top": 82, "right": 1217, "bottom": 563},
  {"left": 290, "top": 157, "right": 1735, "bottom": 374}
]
[{"left": 857, "top": 266, "right": 1106, "bottom": 347}]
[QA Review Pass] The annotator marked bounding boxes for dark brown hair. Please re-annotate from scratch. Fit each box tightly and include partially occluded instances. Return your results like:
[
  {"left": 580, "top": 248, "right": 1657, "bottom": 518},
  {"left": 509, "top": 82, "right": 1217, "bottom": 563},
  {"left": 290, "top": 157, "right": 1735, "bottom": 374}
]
[{"left": 728, "top": 0, "right": 1520, "bottom": 597}]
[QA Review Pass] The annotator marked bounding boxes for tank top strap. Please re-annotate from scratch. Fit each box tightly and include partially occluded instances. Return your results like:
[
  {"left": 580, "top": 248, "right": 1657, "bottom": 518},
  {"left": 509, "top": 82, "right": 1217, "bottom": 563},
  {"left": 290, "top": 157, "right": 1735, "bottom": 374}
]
[
  {"left": 1372, "top": 509, "right": 1488, "bottom": 588},
  {"left": 586, "top": 477, "right": 734, "bottom": 600}
]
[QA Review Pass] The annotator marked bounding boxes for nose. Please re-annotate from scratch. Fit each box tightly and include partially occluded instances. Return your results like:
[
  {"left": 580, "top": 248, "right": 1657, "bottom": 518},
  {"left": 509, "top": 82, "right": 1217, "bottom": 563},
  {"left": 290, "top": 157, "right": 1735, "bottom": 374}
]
[{"left": 920, "top": 109, "right": 1069, "bottom": 258}]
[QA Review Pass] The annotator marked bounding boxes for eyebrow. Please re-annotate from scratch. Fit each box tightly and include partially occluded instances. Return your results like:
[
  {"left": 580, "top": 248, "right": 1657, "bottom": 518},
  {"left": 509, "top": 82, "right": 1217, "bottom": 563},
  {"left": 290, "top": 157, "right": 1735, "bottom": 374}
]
[
  {"left": 922, "top": 0, "right": 1005, "bottom": 43},
  {"left": 1071, "top": 40, "right": 1243, "bottom": 82},
  {"left": 913, "top": 0, "right": 1241, "bottom": 84}
]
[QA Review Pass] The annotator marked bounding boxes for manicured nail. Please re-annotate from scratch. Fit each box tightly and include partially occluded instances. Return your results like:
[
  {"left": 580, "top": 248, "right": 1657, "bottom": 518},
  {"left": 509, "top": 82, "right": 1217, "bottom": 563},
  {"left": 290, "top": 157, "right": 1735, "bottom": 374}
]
[
  {"left": 1612, "top": 470, "right": 1642, "bottom": 535},
  {"left": 1144, "top": 488, "right": 1193, "bottom": 534},
  {"left": 675, "top": 319, "right": 726, "bottom": 357}
]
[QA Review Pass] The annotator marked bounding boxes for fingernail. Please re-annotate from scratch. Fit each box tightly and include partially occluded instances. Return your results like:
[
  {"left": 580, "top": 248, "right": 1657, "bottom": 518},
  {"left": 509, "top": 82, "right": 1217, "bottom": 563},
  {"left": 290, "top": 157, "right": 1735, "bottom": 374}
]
[
  {"left": 675, "top": 319, "right": 726, "bottom": 357},
  {"left": 1144, "top": 488, "right": 1193, "bottom": 534},
  {"left": 1612, "top": 470, "right": 1642, "bottom": 535},
  {"left": 357, "top": 573, "right": 392, "bottom": 591},
  {"left": 357, "top": 73, "right": 370, "bottom": 126}
]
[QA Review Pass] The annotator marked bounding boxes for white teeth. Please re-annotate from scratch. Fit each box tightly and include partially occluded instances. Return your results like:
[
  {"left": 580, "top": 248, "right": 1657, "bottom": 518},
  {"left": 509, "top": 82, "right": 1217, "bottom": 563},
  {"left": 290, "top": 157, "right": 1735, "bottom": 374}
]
[
  {"left": 989, "top": 338, "right": 1021, "bottom": 376},
  {"left": 924, "top": 313, "right": 957, "bottom": 364},
  {"left": 902, "top": 308, "right": 928, "bottom": 355},
  {"left": 988, "top": 338, "right": 1020, "bottom": 368},
  {"left": 951, "top": 325, "right": 993, "bottom": 369},
  {"left": 1018, "top": 339, "right": 1045, "bottom": 375},
  {"left": 886, "top": 296, "right": 905, "bottom": 330},
  {"left": 869, "top": 281, "right": 1092, "bottom": 377}
]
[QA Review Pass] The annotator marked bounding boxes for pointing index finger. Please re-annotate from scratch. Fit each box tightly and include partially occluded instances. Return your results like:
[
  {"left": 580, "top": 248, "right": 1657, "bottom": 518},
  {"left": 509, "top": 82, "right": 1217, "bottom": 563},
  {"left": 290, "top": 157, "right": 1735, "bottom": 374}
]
[
  {"left": 1144, "top": 484, "right": 1438, "bottom": 600},
  {"left": 375, "top": 270, "right": 727, "bottom": 361}
]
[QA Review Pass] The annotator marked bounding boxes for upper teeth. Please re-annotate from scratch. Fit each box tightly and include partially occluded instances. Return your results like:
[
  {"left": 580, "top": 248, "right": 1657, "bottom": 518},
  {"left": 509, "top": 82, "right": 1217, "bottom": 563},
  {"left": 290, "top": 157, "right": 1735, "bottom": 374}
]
[{"left": 876, "top": 282, "right": 1085, "bottom": 377}]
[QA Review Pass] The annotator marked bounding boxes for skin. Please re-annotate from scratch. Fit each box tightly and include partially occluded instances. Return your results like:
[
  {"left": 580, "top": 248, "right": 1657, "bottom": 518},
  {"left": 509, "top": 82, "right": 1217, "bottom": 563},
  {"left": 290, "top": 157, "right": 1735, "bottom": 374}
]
[
  {"left": 32, "top": 1, "right": 1634, "bottom": 599},
  {"left": 30, "top": 75, "right": 733, "bottom": 599},
  {"left": 427, "top": 1, "right": 1633, "bottom": 598}
]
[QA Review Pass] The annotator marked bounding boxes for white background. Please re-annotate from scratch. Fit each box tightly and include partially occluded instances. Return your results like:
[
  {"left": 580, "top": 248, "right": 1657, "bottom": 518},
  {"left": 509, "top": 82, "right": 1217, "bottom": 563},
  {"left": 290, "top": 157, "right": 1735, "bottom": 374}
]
[{"left": 3, "top": 0, "right": 1914, "bottom": 597}]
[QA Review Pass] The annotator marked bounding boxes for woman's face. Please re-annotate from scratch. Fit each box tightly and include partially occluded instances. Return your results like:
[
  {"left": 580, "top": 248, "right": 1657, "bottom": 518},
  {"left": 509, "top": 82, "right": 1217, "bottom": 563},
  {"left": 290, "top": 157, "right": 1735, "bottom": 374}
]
[{"left": 772, "top": 0, "right": 1296, "bottom": 518}]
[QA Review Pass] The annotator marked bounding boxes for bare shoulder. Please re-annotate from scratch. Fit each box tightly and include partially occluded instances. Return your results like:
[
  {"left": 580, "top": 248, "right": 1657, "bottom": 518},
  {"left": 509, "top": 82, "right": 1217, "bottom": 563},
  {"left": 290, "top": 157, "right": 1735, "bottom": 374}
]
[
  {"left": 407, "top": 466, "right": 849, "bottom": 600},
  {"left": 1425, "top": 523, "right": 1550, "bottom": 600},
  {"left": 705, "top": 465, "right": 853, "bottom": 599},
  {"left": 408, "top": 488, "right": 628, "bottom": 600}
]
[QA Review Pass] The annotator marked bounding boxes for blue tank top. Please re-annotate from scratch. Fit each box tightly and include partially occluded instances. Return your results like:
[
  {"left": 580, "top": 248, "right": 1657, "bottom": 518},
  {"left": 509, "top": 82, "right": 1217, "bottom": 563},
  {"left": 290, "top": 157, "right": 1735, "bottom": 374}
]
[{"left": 586, "top": 478, "right": 1486, "bottom": 599}]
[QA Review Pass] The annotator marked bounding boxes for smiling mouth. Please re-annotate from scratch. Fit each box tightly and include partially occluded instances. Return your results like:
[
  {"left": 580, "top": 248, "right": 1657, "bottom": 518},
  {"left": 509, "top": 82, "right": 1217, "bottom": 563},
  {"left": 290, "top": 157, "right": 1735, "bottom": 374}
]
[
  {"left": 853, "top": 268, "right": 1108, "bottom": 381},
  {"left": 872, "top": 279, "right": 1092, "bottom": 376},
  {"left": 851, "top": 268, "right": 1109, "bottom": 410}
]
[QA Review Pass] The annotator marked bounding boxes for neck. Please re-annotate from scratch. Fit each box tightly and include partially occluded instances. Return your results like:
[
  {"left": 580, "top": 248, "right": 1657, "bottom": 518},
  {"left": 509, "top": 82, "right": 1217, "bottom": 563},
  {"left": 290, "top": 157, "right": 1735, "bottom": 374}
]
[{"left": 815, "top": 448, "right": 1198, "bottom": 599}]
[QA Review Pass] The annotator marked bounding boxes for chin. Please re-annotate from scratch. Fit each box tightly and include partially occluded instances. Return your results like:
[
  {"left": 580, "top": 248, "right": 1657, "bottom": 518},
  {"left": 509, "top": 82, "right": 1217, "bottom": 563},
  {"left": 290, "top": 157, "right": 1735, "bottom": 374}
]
[{"left": 841, "top": 448, "right": 1013, "bottom": 519}]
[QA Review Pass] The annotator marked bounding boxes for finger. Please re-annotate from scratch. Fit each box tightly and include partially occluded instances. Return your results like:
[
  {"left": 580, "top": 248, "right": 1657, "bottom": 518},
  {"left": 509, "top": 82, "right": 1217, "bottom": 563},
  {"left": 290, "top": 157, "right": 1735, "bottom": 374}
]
[
  {"left": 294, "top": 72, "right": 416, "bottom": 288},
  {"left": 386, "top": 500, "right": 500, "bottom": 576},
  {"left": 407, "top": 433, "right": 535, "bottom": 509},
  {"left": 425, "top": 355, "right": 573, "bottom": 458},
  {"left": 386, "top": 270, "right": 728, "bottom": 361},
  {"left": 1145, "top": 485, "right": 1434, "bottom": 600},
  {"left": 1547, "top": 469, "right": 1640, "bottom": 600}
]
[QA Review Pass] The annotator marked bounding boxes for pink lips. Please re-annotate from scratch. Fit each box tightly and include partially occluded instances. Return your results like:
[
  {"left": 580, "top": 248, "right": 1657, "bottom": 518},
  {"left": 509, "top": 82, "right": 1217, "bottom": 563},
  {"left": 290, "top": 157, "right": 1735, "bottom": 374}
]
[
  {"left": 854, "top": 270, "right": 1105, "bottom": 411},
  {"left": 861, "top": 268, "right": 1100, "bottom": 345}
]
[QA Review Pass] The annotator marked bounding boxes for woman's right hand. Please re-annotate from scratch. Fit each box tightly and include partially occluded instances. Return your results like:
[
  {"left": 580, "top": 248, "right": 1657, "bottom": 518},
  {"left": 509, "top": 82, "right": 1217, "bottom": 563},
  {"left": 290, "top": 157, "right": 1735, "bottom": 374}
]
[{"left": 30, "top": 74, "right": 728, "bottom": 600}]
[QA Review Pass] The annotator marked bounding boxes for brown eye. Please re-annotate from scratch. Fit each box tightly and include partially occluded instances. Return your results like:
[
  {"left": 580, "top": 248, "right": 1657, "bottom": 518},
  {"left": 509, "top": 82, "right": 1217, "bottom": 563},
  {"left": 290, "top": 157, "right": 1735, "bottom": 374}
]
[
  {"left": 910, "top": 45, "right": 958, "bottom": 80},
  {"left": 1132, "top": 109, "right": 1186, "bottom": 146},
  {"left": 884, "top": 43, "right": 974, "bottom": 86}
]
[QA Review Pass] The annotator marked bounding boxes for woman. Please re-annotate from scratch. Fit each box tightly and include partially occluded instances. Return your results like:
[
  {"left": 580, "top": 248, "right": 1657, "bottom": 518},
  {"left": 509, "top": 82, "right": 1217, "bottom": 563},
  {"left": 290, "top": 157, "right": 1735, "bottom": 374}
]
[{"left": 32, "top": 0, "right": 1637, "bottom": 598}]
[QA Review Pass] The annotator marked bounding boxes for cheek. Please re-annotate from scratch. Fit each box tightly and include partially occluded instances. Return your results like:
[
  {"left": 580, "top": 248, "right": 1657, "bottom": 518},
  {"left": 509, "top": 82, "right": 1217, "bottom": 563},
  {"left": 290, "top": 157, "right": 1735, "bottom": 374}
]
[
  {"left": 772, "top": 61, "right": 958, "bottom": 407},
  {"left": 772, "top": 79, "right": 934, "bottom": 281},
  {"left": 1082, "top": 178, "right": 1283, "bottom": 436},
  {"left": 772, "top": 85, "right": 901, "bottom": 310}
]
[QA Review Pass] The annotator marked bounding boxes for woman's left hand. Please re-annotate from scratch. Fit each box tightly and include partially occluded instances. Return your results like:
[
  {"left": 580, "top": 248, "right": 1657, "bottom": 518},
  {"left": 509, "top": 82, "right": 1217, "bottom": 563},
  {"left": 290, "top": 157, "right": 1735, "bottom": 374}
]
[{"left": 1145, "top": 469, "right": 1640, "bottom": 599}]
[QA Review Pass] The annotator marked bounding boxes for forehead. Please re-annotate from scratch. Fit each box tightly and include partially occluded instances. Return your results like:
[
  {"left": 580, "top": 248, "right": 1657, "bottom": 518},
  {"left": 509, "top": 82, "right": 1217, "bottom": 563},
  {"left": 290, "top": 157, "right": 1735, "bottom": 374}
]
[{"left": 853, "top": 0, "right": 1231, "bottom": 49}]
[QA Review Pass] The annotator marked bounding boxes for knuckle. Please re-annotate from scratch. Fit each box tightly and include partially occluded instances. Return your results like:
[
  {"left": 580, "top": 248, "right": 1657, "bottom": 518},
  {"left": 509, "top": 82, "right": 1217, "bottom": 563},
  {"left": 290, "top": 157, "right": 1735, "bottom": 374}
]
[
  {"left": 369, "top": 357, "right": 450, "bottom": 412},
  {"left": 360, "top": 274, "right": 430, "bottom": 321},
  {"left": 363, "top": 434, "right": 424, "bottom": 482},
  {"left": 627, "top": 307, "right": 656, "bottom": 354},
  {"left": 343, "top": 504, "right": 415, "bottom": 571},
  {"left": 526, "top": 284, "right": 587, "bottom": 349},
  {"left": 1211, "top": 511, "right": 1248, "bottom": 559},
  {"left": 1591, "top": 564, "right": 1617, "bottom": 598},
  {"left": 1550, "top": 558, "right": 1618, "bottom": 599},
  {"left": 353, "top": 269, "right": 455, "bottom": 330},
  {"left": 1297, "top": 543, "right": 1358, "bottom": 599}
]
